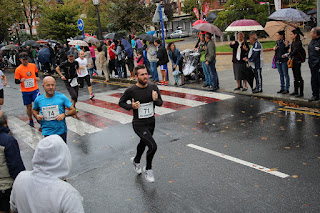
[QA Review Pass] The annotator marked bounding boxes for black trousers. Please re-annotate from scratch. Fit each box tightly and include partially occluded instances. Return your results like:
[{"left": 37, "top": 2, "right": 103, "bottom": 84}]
[
  {"left": 292, "top": 62, "right": 303, "bottom": 82},
  {"left": 133, "top": 120, "right": 157, "bottom": 170},
  {"left": 65, "top": 82, "right": 79, "bottom": 102}
]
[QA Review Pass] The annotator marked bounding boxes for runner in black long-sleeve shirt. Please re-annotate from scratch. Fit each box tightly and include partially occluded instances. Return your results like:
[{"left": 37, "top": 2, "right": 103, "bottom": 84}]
[{"left": 119, "top": 64, "right": 163, "bottom": 183}]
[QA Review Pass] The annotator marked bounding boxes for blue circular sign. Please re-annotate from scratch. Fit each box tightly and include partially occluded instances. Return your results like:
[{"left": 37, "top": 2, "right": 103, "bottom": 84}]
[{"left": 77, "top": 19, "right": 84, "bottom": 31}]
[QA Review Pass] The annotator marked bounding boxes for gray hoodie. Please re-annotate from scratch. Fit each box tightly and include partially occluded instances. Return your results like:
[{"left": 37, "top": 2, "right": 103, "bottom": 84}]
[{"left": 10, "top": 135, "right": 84, "bottom": 213}]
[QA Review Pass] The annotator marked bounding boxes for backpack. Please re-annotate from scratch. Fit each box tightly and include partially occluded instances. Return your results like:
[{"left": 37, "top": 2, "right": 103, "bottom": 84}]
[{"left": 299, "top": 47, "right": 306, "bottom": 63}]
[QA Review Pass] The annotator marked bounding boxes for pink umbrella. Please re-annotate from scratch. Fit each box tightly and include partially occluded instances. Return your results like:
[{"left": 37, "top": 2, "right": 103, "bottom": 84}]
[
  {"left": 225, "top": 19, "right": 264, "bottom": 32},
  {"left": 192, "top": 20, "right": 208, "bottom": 26},
  {"left": 192, "top": 23, "right": 223, "bottom": 37}
]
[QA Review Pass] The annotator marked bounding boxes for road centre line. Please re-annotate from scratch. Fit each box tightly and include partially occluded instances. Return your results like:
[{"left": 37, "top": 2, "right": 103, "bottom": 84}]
[
  {"left": 278, "top": 107, "right": 320, "bottom": 116},
  {"left": 187, "top": 144, "right": 290, "bottom": 179}
]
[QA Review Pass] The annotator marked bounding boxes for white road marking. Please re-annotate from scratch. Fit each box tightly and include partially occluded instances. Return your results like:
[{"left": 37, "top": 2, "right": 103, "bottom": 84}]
[
  {"left": 7, "top": 116, "right": 43, "bottom": 150},
  {"left": 65, "top": 117, "right": 102, "bottom": 136},
  {"left": 94, "top": 92, "right": 176, "bottom": 115},
  {"left": 187, "top": 144, "right": 290, "bottom": 179},
  {"left": 158, "top": 85, "right": 235, "bottom": 100},
  {"left": 161, "top": 95, "right": 205, "bottom": 107},
  {"left": 76, "top": 102, "right": 133, "bottom": 124}
]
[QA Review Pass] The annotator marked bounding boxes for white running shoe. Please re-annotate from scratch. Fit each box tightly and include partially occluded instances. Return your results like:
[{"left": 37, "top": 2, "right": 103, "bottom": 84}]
[
  {"left": 90, "top": 94, "right": 95, "bottom": 99},
  {"left": 143, "top": 166, "right": 155, "bottom": 183},
  {"left": 130, "top": 157, "right": 142, "bottom": 174}
]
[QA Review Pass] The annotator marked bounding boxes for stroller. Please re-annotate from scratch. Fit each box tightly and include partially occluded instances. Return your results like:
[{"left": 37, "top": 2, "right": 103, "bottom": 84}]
[{"left": 181, "top": 49, "right": 204, "bottom": 83}]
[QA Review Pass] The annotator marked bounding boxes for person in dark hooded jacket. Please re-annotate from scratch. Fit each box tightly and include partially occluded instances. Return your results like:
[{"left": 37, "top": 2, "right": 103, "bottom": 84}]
[
  {"left": 308, "top": 27, "right": 320, "bottom": 102},
  {"left": 0, "top": 110, "right": 25, "bottom": 213}
]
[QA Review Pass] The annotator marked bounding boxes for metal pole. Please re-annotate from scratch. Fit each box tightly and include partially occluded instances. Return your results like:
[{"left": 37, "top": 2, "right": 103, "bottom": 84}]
[
  {"left": 95, "top": 5, "right": 102, "bottom": 40},
  {"left": 317, "top": 1, "right": 320, "bottom": 27},
  {"left": 158, "top": 4, "right": 169, "bottom": 80}
]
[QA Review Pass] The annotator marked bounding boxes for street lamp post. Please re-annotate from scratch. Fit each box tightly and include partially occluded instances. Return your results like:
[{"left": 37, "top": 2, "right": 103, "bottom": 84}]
[{"left": 92, "top": 0, "right": 102, "bottom": 40}]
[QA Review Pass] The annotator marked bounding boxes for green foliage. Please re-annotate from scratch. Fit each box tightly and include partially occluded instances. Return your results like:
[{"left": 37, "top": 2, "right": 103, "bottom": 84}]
[
  {"left": 106, "top": 0, "right": 156, "bottom": 33},
  {"left": 290, "top": 0, "right": 317, "bottom": 13},
  {"left": 82, "top": 1, "right": 109, "bottom": 35},
  {"left": 214, "top": 0, "right": 269, "bottom": 31},
  {"left": 38, "top": 1, "right": 82, "bottom": 42},
  {"left": 0, "top": 0, "right": 23, "bottom": 43},
  {"left": 182, "top": 0, "right": 200, "bottom": 20},
  {"left": 163, "top": 0, "right": 174, "bottom": 21}
]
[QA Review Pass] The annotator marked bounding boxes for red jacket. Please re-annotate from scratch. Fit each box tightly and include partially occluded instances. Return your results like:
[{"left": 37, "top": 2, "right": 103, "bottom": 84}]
[{"left": 108, "top": 44, "right": 116, "bottom": 60}]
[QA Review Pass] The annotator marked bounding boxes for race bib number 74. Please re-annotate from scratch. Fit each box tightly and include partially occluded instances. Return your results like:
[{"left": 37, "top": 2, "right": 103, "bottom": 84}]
[{"left": 42, "top": 105, "right": 60, "bottom": 121}]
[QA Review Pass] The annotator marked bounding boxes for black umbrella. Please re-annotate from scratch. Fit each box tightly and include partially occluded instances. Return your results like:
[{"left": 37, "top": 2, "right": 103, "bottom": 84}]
[
  {"left": 103, "top": 33, "right": 122, "bottom": 40},
  {"left": 1, "top": 45, "right": 19, "bottom": 51},
  {"left": 137, "top": 34, "right": 158, "bottom": 42},
  {"left": 243, "top": 64, "right": 254, "bottom": 89},
  {"left": 206, "top": 12, "right": 217, "bottom": 23},
  {"left": 307, "top": 9, "right": 317, "bottom": 15},
  {"left": 22, "top": 40, "right": 39, "bottom": 47}
]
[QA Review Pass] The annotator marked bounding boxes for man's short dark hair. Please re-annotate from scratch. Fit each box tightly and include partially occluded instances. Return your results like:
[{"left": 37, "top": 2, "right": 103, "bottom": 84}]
[
  {"left": 19, "top": 52, "right": 29, "bottom": 59},
  {"left": 0, "top": 111, "right": 7, "bottom": 127},
  {"left": 133, "top": 64, "right": 146, "bottom": 76},
  {"left": 154, "top": 40, "right": 161, "bottom": 45},
  {"left": 312, "top": 27, "right": 320, "bottom": 36},
  {"left": 205, "top": 33, "right": 212, "bottom": 39}
]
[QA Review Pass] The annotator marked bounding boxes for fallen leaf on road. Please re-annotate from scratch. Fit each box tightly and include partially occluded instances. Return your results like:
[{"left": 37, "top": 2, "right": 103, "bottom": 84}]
[
  {"left": 303, "top": 204, "right": 309, "bottom": 206},
  {"left": 242, "top": 111, "right": 245, "bottom": 113},
  {"left": 168, "top": 180, "right": 174, "bottom": 183},
  {"left": 181, "top": 125, "right": 184, "bottom": 127},
  {"left": 224, "top": 145, "right": 228, "bottom": 147},
  {"left": 174, "top": 164, "right": 179, "bottom": 167},
  {"left": 127, "top": 199, "right": 132, "bottom": 201},
  {"left": 221, "top": 130, "right": 225, "bottom": 133},
  {"left": 261, "top": 137, "right": 268, "bottom": 140},
  {"left": 280, "top": 194, "right": 284, "bottom": 197},
  {"left": 285, "top": 147, "right": 291, "bottom": 149},
  {"left": 160, "top": 156, "right": 165, "bottom": 158},
  {"left": 254, "top": 184, "right": 259, "bottom": 187},
  {"left": 212, "top": 124, "right": 216, "bottom": 126},
  {"left": 303, "top": 163, "right": 307, "bottom": 165},
  {"left": 297, "top": 119, "right": 302, "bottom": 122},
  {"left": 269, "top": 168, "right": 278, "bottom": 171},
  {"left": 315, "top": 135, "right": 318, "bottom": 137},
  {"left": 178, "top": 152, "right": 182, "bottom": 155},
  {"left": 291, "top": 175, "right": 298, "bottom": 178},
  {"left": 122, "top": 162, "right": 126, "bottom": 165}
]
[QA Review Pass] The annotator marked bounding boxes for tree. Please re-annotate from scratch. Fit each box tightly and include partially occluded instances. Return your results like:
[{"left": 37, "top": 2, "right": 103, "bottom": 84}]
[
  {"left": 37, "top": 1, "right": 82, "bottom": 43},
  {"left": 214, "top": 0, "right": 269, "bottom": 30},
  {"left": 290, "top": 0, "right": 317, "bottom": 13},
  {"left": 20, "top": 0, "right": 42, "bottom": 37},
  {"left": 0, "top": 0, "right": 23, "bottom": 43},
  {"left": 106, "top": 0, "right": 155, "bottom": 33},
  {"left": 163, "top": 0, "right": 174, "bottom": 21},
  {"left": 182, "top": 0, "right": 201, "bottom": 20}
]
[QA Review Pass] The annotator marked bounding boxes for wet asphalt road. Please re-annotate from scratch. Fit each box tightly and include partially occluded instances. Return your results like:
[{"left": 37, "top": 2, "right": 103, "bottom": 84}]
[{"left": 2, "top": 70, "right": 320, "bottom": 212}]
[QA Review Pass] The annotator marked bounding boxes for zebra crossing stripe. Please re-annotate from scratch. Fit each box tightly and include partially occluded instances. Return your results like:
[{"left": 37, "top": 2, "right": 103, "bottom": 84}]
[
  {"left": 65, "top": 117, "right": 102, "bottom": 136},
  {"left": 75, "top": 102, "right": 132, "bottom": 124},
  {"left": 93, "top": 93, "right": 176, "bottom": 115},
  {"left": 7, "top": 116, "right": 43, "bottom": 150},
  {"left": 157, "top": 85, "right": 234, "bottom": 100}
]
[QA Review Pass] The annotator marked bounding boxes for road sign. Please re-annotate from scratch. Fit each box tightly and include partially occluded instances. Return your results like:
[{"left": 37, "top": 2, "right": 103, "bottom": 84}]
[
  {"left": 152, "top": 6, "right": 168, "bottom": 23},
  {"left": 77, "top": 19, "right": 84, "bottom": 31}
]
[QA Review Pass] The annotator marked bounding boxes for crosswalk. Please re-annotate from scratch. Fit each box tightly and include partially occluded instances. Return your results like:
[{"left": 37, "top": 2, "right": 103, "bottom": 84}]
[{"left": 8, "top": 86, "right": 234, "bottom": 149}]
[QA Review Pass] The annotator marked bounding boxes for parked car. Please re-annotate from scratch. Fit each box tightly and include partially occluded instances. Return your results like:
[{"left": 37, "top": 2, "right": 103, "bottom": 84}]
[{"left": 169, "top": 30, "right": 188, "bottom": 39}]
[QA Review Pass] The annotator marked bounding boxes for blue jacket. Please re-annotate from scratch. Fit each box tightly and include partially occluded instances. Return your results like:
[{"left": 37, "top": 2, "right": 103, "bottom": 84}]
[
  {"left": 249, "top": 41, "right": 263, "bottom": 69},
  {"left": 168, "top": 47, "right": 182, "bottom": 66},
  {"left": 0, "top": 126, "right": 25, "bottom": 184}
]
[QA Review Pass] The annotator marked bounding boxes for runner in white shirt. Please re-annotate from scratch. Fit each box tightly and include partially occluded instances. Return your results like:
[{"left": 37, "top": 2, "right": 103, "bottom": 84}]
[
  {"left": 0, "top": 70, "right": 7, "bottom": 109},
  {"left": 76, "top": 51, "right": 94, "bottom": 99}
]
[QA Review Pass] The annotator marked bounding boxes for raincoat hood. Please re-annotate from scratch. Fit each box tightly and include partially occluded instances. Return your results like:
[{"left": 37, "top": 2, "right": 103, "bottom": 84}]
[{"left": 32, "top": 135, "right": 71, "bottom": 178}]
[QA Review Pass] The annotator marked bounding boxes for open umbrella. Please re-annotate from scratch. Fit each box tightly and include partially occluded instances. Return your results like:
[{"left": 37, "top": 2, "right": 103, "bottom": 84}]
[
  {"left": 206, "top": 12, "right": 217, "bottom": 23},
  {"left": 225, "top": 19, "right": 264, "bottom": 32},
  {"left": 83, "top": 36, "right": 100, "bottom": 47},
  {"left": 121, "top": 38, "right": 133, "bottom": 58},
  {"left": 73, "top": 35, "right": 84, "bottom": 40},
  {"left": 307, "top": 9, "right": 317, "bottom": 15},
  {"left": 137, "top": 34, "right": 158, "bottom": 42},
  {"left": 68, "top": 40, "right": 88, "bottom": 46},
  {"left": 104, "top": 33, "right": 122, "bottom": 40},
  {"left": 22, "top": 40, "right": 40, "bottom": 47},
  {"left": 264, "top": 21, "right": 296, "bottom": 41},
  {"left": 268, "top": 8, "right": 310, "bottom": 22},
  {"left": 192, "top": 20, "right": 208, "bottom": 26},
  {"left": 1, "top": 45, "right": 19, "bottom": 51},
  {"left": 192, "top": 23, "right": 223, "bottom": 37}
]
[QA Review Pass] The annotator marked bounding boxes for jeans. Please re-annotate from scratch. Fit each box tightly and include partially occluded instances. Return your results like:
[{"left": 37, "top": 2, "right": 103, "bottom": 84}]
[
  {"left": 207, "top": 60, "right": 219, "bottom": 88},
  {"left": 88, "top": 68, "right": 99, "bottom": 78},
  {"left": 276, "top": 62, "right": 290, "bottom": 90},
  {"left": 202, "top": 62, "right": 212, "bottom": 85},
  {"left": 150, "top": 62, "right": 159, "bottom": 82}
]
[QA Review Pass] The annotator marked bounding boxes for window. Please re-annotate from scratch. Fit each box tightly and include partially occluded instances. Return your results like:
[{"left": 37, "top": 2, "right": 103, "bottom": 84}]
[{"left": 19, "top": 24, "right": 25, "bottom": 29}]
